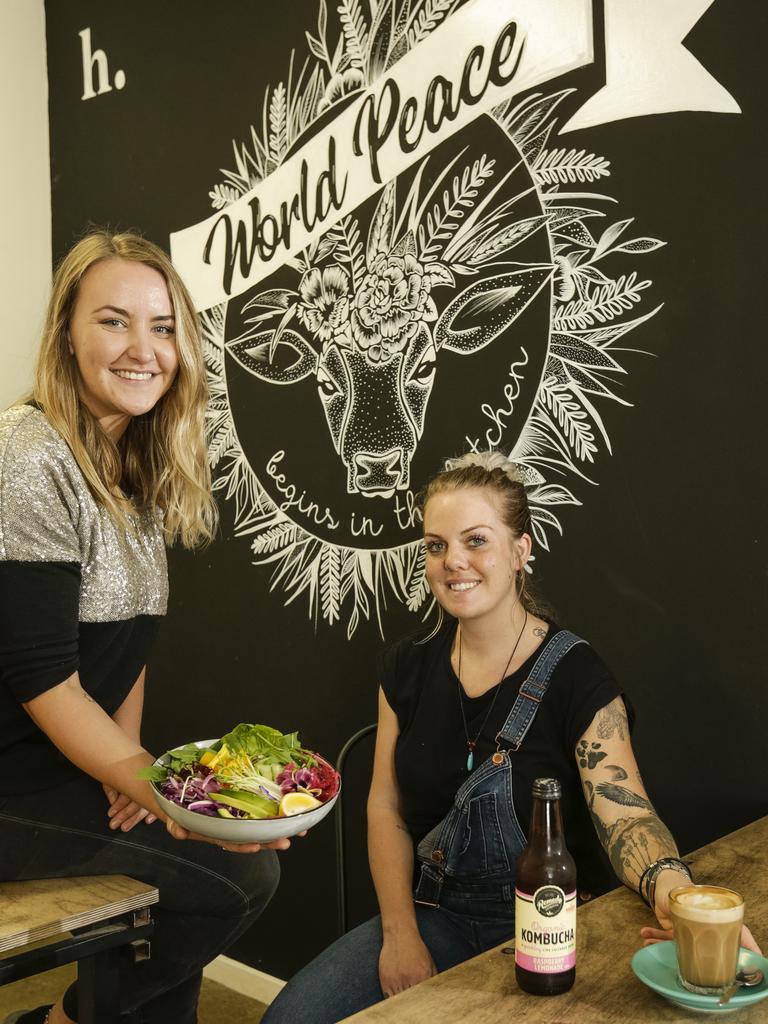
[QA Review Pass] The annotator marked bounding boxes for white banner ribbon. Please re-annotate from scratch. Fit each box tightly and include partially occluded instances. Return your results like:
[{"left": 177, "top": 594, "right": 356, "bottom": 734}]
[{"left": 170, "top": 0, "right": 738, "bottom": 311}]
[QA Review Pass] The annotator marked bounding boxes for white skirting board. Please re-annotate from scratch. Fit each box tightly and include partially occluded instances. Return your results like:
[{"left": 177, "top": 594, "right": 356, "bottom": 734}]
[{"left": 203, "top": 954, "right": 286, "bottom": 1005}]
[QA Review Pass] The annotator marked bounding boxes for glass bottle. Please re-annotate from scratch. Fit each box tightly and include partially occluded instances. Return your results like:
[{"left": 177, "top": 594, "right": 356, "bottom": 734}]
[{"left": 514, "top": 777, "right": 577, "bottom": 995}]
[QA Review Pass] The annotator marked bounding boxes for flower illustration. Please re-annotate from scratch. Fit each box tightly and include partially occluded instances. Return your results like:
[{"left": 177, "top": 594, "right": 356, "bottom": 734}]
[
  {"left": 297, "top": 266, "right": 350, "bottom": 343},
  {"left": 351, "top": 253, "right": 437, "bottom": 363}
]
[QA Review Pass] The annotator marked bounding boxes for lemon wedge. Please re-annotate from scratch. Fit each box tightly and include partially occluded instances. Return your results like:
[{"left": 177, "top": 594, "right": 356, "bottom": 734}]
[{"left": 279, "top": 792, "right": 322, "bottom": 817}]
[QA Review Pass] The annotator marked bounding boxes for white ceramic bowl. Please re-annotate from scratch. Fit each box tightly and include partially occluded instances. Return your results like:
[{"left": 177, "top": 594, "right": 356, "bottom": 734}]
[{"left": 151, "top": 739, "right": 340, "bottom": 843}]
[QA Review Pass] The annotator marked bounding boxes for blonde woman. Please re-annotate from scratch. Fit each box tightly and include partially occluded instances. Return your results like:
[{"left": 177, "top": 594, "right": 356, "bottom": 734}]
[{"left": 0, "top": 232, "right": 284, "bottom": 1024}]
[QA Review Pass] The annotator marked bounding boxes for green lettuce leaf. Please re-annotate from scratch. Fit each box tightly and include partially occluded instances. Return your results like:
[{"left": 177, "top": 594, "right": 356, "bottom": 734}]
[
  {"left": 219, "top": 723, "right": 310, "bottom": 764},
  {"left": 136, "top": 764, "right": 169, "bottom": 782}
]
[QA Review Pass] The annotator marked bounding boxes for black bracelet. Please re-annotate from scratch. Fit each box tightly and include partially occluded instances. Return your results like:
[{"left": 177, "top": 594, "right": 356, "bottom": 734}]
[
  {"left": 639, "top": 857, "right": 692, "bottom": 908},
  {"left": 638, "top": 862, "right": 656, "bottom": 907}
]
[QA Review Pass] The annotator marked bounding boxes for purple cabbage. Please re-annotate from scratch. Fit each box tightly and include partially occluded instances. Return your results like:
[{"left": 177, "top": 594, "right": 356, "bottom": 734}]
[{"left": 159, "top": 764, "right": 224, "bottom": 816}]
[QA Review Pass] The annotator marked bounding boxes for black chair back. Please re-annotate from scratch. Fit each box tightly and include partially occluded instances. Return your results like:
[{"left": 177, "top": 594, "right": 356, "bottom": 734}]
[{"left": 334, "top": 724, "right": 378, "bottom": 936}]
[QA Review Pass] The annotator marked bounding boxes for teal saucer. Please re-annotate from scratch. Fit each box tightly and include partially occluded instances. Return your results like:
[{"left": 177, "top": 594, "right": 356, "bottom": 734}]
[{"left": 632, "top": 942, "right": 768, "bottom": 1014}]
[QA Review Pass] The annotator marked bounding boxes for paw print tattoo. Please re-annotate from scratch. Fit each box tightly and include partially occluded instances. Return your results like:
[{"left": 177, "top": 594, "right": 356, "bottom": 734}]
[{"left": 577, "top": 740, "right": 607, "bottom": 769}]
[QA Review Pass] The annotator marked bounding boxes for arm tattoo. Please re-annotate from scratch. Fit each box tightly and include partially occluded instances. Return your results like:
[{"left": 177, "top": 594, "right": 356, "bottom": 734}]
[
  {"left": 594, "top": 783, "right": 653, "bottom": 810},
  {"left": 581, "top": 697, "right": 676, "bottom": 889},
  {"left": 590, "top": 811, "right": 678, "bottom": 891},
  {"left": 596, "top": 700, "right": 627, "bottom": 740},
  {"left": 577, "top": 739, "right": 607, "bottom": 769}
]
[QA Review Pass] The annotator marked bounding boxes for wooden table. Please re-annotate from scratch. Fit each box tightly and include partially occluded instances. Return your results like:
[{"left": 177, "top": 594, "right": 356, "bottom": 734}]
[{"left": 343, "top": 816, "right": 768, "bottom": 1023}]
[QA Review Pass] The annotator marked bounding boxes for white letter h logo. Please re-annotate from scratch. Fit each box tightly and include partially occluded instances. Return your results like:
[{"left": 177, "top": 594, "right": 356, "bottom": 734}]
[{"left": 79, "top": 27, "right": 125, "bottom": 101}]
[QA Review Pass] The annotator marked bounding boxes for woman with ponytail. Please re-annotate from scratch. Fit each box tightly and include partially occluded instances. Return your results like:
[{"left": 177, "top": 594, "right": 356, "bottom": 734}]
[{"left": 262, "top": 449, "right": 743, "bottom": 1024}]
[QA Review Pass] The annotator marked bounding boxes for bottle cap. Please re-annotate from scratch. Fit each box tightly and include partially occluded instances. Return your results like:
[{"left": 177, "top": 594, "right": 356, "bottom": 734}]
[{"left": 532, "top": 777, "right": 561, "bottom": 799}]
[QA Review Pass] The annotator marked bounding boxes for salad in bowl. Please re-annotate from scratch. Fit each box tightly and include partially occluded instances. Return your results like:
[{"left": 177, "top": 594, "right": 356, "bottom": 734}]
[{"left": 140, "top": 722, "right": 341, "bottom": 842}]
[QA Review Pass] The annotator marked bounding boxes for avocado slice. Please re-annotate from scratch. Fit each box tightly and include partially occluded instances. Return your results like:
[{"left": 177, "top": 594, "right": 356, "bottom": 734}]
[{"left": 210, "top": 790, "right": 279, "bottom": 819}]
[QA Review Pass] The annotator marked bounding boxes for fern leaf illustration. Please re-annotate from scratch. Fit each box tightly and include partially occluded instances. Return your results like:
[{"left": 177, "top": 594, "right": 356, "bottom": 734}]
[
  {"left": 406, "top": 0, "right": 459, "bottom": 48},
  {"left": 268, "top": 82, "right": 288, "bottom": 163},
  {"left": 418, "top": 157, "right": 495, "bottom": 260},
  {"left": 203, "top": 338, "right": 223, "bottom": 371},
  {"left": 540, "top": 382, "right": 597, "bottom": 462},
  {"left": 209, "top": 182, "right": 242, "bottom": 210},
  {"left": 208, "top": 421, "right": 235, "bottom": 470},
  {"left": 338, "top": 0, "right": 369, "bottom": 70},
  {"left": 575, "top": 305, "right": 662, "bottom": 350},
  {"left": 534, "top": 148, "right": 611, "bottom": 186},
  {"left": 406, "top": 545, "right": 429, "bottom": 611},
  {"left": 555, "top": 275, "right": 651, "bottom": 330},
  {"left": 251, "top": 522, "right": 298, "bottom": 555},
  {"left": 320, "top": 545, "right": 342, "bottom": 624}
]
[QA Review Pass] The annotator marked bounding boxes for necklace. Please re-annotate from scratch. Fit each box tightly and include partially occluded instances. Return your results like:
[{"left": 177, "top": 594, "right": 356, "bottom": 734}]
[{"left": 456, "top": 610, "right": 528, "bottom": 771}]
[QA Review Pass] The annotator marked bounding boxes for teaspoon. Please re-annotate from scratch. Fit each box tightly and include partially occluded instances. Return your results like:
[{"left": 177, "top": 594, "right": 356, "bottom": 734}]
[{"left": 717, "top": 968, "right": 764, "bottom": 1006}]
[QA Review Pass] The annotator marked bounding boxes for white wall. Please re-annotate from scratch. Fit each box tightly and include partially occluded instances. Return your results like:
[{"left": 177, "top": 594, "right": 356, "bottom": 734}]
[{"left": 0, "top": 0, "right": 50, "bottom": 409}]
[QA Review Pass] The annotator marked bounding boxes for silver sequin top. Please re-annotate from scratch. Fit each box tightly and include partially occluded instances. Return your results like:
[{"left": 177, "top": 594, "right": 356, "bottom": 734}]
[{"left": 0, "top": 405, "right": 168, "bottom": 622}]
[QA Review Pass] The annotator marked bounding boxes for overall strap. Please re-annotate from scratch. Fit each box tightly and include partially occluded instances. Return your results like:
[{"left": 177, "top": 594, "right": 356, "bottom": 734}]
[{"left": 496, "top": 629, "right": 586, "bottom": 752}]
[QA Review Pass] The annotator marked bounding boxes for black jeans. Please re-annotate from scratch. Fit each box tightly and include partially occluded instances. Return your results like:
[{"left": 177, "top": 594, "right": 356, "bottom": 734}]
[{"left": 0, "top": 773, "right": 280, "bottom": 1023}]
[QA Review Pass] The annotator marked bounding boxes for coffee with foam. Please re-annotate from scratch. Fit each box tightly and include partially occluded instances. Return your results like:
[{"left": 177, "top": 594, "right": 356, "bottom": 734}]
[
  {"left": 669, "top": 885, "right": 744, "bottom": 994},
  {"left": 672, "top": 888, "right": 743, "bottom": 919}
]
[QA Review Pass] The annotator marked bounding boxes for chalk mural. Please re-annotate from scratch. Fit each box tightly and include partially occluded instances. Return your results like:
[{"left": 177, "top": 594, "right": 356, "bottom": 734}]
[{"left": 169, "top": 0, "right": 739, "bottom": 634}]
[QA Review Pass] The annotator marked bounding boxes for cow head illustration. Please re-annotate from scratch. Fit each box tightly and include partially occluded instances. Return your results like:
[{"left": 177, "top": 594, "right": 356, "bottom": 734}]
[{"left": 227, "top": 179, "right": 553, "bottom": 497}]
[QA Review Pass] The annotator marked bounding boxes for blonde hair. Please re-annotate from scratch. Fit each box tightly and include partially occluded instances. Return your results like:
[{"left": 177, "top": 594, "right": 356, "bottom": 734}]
[
  {"left": 422, "top": 450, "right": 548, "bottom": 617},
  {"left": 32, "top": 230, "right": 217, "bottom": 548}
]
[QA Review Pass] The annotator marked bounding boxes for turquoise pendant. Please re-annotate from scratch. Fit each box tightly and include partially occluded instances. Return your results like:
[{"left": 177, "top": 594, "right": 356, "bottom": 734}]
[{"left": 466, "top": 749, "right": 474, "bottom": 772}]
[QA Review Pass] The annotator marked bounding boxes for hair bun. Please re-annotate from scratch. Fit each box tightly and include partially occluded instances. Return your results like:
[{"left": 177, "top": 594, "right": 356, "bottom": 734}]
[{"left": 444, "top": 450, "right": 537, "bottom": 486}]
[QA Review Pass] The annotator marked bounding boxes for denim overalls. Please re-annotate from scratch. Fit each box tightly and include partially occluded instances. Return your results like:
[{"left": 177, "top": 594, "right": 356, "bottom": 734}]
[{"left": 413, "top": 629, "right": 585, "bottom": 926}]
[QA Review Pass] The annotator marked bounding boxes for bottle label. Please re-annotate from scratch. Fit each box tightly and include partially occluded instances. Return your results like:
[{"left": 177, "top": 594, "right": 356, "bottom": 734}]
[{"left": 515, "top": 885, "right": 577, "bottom": 973}]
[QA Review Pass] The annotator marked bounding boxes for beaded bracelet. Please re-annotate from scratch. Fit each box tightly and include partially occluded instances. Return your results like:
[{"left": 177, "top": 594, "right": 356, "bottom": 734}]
[{"left": 639, "top": 856, "right": 692, "bottom": 909}]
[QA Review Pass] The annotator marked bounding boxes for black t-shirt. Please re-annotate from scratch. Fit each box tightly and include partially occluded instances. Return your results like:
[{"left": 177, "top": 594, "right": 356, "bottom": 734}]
[{"left": 378, "top": 619, "right": 634, "bottom": 898}]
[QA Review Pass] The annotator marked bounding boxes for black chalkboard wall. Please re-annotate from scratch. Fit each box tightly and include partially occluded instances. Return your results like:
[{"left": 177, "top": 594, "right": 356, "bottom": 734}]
[{"left": 45, "top": 0, "right": 767, "bottom": 980}]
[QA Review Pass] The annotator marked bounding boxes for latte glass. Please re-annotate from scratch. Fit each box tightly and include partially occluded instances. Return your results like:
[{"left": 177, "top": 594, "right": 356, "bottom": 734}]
[{"left": 669, "top": 885, "right": 744, "bottom": 995}]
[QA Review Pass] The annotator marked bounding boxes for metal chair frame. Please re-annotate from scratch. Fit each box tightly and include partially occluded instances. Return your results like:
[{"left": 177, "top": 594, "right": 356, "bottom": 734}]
[{"left": 334, "top": 723, "right": 377, "bottom": 936}]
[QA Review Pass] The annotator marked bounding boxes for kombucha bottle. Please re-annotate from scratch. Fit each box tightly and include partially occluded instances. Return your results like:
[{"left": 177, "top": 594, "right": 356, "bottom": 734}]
[{"left": 514, "top": 777, "right": 577, "bottom": 995}]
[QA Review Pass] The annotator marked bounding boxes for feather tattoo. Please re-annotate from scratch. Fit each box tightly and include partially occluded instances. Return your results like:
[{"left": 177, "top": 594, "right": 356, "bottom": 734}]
[{"left": 595, "top": 783, "right": 652, "bottom": 809}]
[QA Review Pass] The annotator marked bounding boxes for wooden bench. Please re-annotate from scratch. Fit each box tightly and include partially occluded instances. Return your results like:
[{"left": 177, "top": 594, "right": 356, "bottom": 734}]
[{"left": 0, "top": 876, "right": 158, "bottom": 1024}]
